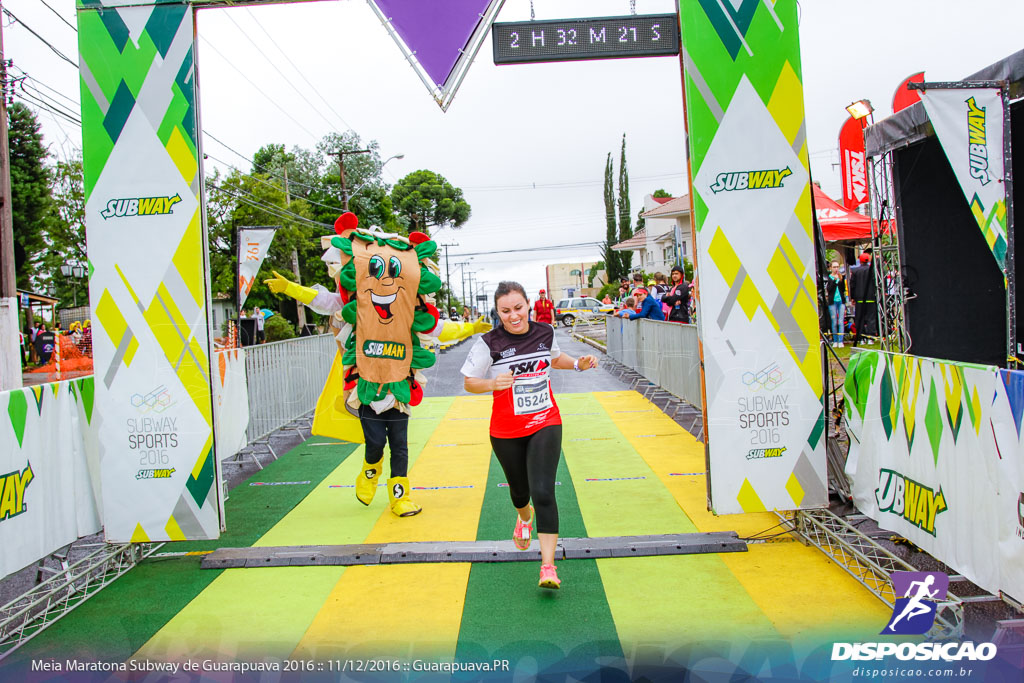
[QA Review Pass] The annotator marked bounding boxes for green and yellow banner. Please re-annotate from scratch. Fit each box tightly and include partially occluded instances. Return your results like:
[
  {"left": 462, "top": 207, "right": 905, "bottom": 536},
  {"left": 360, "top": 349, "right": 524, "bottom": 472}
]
[{"left": 679, "top": 0, "right": 825, "bottom": 514}]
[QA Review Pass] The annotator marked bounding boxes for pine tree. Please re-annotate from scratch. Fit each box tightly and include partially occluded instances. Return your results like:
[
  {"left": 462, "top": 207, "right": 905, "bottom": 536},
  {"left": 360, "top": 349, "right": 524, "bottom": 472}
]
[
  {"left": 617, "top": 134, "right": 632, "bottom": 276},
  {"left": 602, "top": 153, "right": 620, "bottom": 281}
]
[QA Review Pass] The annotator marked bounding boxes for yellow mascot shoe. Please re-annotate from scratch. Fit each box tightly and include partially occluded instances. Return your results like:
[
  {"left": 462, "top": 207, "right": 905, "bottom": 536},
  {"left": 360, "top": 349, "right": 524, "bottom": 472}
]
[
  {"left": 355, "top": 460, "right": 383, "bottom": 506},
  {"left": 387, "top": 477, "right": 422, "bottom": 517}
]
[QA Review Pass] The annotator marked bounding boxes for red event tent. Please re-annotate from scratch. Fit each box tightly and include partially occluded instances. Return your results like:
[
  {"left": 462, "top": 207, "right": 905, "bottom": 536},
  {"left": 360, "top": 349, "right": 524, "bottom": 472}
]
[{"left": 813, "top": 184, "right": 872, "bottom": 241}]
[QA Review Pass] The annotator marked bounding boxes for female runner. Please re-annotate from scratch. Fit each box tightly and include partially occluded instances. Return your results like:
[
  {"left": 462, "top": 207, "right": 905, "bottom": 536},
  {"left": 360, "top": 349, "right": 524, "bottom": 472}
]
[{"left": 461, "top": 281, "right": 597, "bottom": 589}]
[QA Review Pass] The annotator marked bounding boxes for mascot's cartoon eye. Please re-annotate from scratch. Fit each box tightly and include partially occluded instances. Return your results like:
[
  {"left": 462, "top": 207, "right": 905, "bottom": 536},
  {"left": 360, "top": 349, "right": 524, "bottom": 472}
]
[
  {"left": 369, "top": 255, "right": 386, "bottom": 279},
  {"left": 388, "top": 256, "right": 402, "bottom": 278}
]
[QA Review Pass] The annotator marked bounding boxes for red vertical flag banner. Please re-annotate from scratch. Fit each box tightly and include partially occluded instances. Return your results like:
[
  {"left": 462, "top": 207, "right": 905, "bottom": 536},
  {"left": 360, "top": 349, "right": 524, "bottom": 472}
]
[
  {"left": 839, "top": 116, "right": 869, "bottom": 210},
  {"left": 893, "top": 71, "right": 925, "bottom": 113}
]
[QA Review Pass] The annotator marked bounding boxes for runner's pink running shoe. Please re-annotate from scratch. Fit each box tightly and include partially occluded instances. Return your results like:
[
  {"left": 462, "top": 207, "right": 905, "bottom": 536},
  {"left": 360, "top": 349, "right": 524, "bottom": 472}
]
[
  {"left": 538, "top": 564, "right": 561, "bottom": 590},
  {"left": 513, "top": 505, "right": 534, "bottom": 550}
]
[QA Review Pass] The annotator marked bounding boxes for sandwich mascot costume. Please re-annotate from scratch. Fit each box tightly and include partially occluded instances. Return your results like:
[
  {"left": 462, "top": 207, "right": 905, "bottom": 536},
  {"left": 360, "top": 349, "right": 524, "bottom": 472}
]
[{"left": 265, "top": 212, "right": 487, "bottom": 517}]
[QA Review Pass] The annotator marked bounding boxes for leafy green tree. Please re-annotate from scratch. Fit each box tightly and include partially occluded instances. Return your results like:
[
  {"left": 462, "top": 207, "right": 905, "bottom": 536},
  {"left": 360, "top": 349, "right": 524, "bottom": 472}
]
[
  {"left": 617, "top": 134, "right": 633, "bottom": 275},
  {"left": 391, "top": 169, "right": 470, "bottom": 235},
  {"left": 9, "top": 103, "right": 53, "bottom": 289},
  {"left": 40, "top": 156, "right": 86, "bottom": 306},
  {"left": 652, "top": 188, "right": 672, "bottom": 198}
]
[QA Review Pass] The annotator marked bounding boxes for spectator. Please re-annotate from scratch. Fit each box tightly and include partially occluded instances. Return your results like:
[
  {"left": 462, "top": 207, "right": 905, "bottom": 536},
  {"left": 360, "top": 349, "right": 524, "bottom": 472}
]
[
  {"left": 255, "top": 308, "right": 266, "bottom": 343},
  {"left": 618, "top": 296, "right": 636, "bottom": 315},
  {"left": 631, "top": 272, "right": 644, "bottom": 292},
  {"left": 824, "top": 260, "right": 849, "bottom": 347},
  {"left": 619, "top": 288, "right": 665, "bottom": 321},
  {"left": 650, "top": 272, "right": 669, "bottom": 302},
  {"left": 662, "top": 265, "right": 691, "bottom": 323},
  {"left": 849, "top": 251, "right": 877, "bottom": 346},
  {"left": 601, "top": 294, "right": 612, "bottom": 305},
  {"left": 533, "top": 289, "right": 554, "bottom": 326},
  {"left": 69, "top": 321, "right": 83, "bottom": 349},
  {"left": 489, "top": 305, "right": 500, "bottom": 329}
]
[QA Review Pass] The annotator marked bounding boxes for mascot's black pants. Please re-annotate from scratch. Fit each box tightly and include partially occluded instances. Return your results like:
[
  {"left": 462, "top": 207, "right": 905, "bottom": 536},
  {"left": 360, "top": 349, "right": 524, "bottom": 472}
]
[
  {"left": 358, "top": 405, "right": 409, "bottom": 477},
  {"left": 490, "top": 425, "right": 562, "bottom": 534}
]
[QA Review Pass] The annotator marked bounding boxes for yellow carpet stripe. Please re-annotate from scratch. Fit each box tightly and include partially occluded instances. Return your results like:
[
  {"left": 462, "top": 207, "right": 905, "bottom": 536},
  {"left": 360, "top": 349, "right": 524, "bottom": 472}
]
[
  {"left": 291, "top": 395, "right": 493, "bottom": 660},
  {"left": 559, "top": 392, "right": 778, "bottom": 648},
  {"left": 130, "top": 398, "right": 454, "bottom": 663},
  {"left": 592, "top": 391, "right": 888, "bottom": 642}
]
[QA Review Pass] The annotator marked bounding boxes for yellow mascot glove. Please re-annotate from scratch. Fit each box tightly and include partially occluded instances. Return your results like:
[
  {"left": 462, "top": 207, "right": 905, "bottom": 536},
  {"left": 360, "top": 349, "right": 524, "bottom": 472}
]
[
  {"left": 264, "top": 270, "right": 317, "bottom": 305},
  {"left": 472, "top": 316, "right": 492, "bottom": 334},
  {"left": 437, "top": 320, "right": 461, "bottom": 343}
]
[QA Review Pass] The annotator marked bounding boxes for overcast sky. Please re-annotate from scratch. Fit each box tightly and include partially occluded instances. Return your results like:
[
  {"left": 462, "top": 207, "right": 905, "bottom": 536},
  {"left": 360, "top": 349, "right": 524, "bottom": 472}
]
[{"left": 8, "top": 0, "right": 1024, "bottom": 301}]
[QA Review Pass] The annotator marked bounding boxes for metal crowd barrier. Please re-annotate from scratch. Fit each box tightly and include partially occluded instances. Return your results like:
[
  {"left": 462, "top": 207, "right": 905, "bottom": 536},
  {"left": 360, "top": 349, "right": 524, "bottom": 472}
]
[
  {"left": 605, "top": 317, "right": 702, "bottom": 409},
  {"left": 243, "top": 333, "right": 336, "bottom": 443}
]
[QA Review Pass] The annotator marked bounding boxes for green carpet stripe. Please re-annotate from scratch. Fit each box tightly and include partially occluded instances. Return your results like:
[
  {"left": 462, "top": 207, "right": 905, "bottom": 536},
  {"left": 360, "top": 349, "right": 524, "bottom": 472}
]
[
  {"left": 6, "top": 437, "right": 357, "bottom": 668},
  {"left": 455, "top": 430, "right": 625, "bottom": 674},
  {"left": 125, "top": 397, "right": 459, "bottom": 663},
  {"left": 558, "top": 393, "right": 698, "bottom": 535},
  {"left": 255, "top": 397, "right": 454, "bottom": 547},
  {"left": 569, "top": 393, "right": 778, "bottom": 645}
]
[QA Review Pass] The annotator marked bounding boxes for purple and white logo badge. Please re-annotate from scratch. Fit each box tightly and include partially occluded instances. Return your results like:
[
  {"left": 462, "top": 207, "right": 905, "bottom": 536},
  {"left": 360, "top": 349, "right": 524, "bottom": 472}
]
[{"left": 882, "top": 571, "right": 948, "bottom": 635}]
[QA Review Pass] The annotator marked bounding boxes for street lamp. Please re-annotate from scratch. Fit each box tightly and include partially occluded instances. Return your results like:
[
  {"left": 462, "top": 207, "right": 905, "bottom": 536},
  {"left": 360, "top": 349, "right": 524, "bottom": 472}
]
[
  {"left": 845, "top": 99, "right": 874, "bottom": 121},
  {"left": 60, "top": 263, "right": 86, "bottom": 307}
]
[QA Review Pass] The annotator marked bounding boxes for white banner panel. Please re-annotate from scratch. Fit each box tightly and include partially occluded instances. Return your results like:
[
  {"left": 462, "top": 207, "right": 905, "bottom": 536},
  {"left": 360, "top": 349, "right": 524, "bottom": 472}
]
[
  {"left": 680, "top": 1, "right": 826, "bottom": 515},
  {"left": 845, "top": 350, "right": 1020, "bottom": 599},
  {"left": 992, "top": 369, "right": 1024, "bottom": 603},
  {"left": 0, "top": 379, "right": 101, "bottom": 579},
  {"left": 80, "top": 2, "right": 220, "bottom": 541},
  {"left": 237, "top": 227, "right": 276, "bottom": 311},
  {"left": 919, "top": 87, "right": 1008, "bottom": 268},
  {"left": 213, "top": 348, "right": 249, "bottom": 462}
]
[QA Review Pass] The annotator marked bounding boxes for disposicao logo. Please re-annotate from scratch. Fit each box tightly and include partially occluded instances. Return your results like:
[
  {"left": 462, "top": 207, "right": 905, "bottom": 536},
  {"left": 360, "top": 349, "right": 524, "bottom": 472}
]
[
  {"left": 832, "top": 571, "right": 997, "bottom": 662},
  {"left": 710, "top": 167, "right": 792, "bottom": 193},
  {"left": 0, "top": 463, "right": 34, "bottom": 522},
  {"left": 883, "top": 571, "right": 948, "bottom": 635},
  {"left": 966, "top": 96, "right": 991, "bottom": 185},
  {"left": 101, "top": 194, "right": 181, "bottom": 219}
]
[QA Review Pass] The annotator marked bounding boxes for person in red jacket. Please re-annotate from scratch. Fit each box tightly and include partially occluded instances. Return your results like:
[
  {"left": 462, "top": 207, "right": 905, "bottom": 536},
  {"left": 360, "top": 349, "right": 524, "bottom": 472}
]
[{"left": 533, "top": 289, "right": 554, "bottom": 325}]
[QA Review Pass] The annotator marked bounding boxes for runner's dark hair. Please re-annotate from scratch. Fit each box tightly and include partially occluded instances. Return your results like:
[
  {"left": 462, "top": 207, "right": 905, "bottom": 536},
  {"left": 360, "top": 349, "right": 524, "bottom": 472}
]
[{"left": 494, "top": 281, "right": 529, "bottom": 306}]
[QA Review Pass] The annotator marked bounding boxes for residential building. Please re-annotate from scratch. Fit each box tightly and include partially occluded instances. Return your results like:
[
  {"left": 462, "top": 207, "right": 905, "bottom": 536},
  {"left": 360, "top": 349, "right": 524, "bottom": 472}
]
[
  {"left": 616, "top": 194, "right": 692, "bottom": 274},
  {"left": 544, "top": 261, "right": 607, "bottom": 299}
]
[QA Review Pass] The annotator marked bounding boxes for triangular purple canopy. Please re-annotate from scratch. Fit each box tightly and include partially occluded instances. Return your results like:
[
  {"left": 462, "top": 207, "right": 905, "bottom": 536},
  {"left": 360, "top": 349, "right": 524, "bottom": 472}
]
[{"left": 372, "top": 0, "right": 492, "bottom": 87}]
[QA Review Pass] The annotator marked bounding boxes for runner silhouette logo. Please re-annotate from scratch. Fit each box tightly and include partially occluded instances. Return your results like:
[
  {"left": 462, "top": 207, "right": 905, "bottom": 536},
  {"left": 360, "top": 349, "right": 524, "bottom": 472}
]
[{"left": 882, "top": 571, "right": 949, "bottom": 635}]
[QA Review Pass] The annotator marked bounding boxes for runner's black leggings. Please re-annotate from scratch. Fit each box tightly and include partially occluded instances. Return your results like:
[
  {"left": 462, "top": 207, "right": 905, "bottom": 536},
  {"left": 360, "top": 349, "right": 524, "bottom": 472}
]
[{"left": 490, "top": 425, "right": 562, "bottom": 534}]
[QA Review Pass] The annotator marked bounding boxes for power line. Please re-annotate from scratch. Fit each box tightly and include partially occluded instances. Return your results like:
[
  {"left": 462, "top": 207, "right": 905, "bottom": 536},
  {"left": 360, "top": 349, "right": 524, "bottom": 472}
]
[
  {"left": 447, "top": 242, "right": 604, "bottom": 258},
  {"left": 244, "top": 7, "right": 354, "bottom": 133},
  {"left": 207, "top": 181, "right": 331, "bottom": 229},
  {"left": 459, "top": 171, "right": 687, "bottom": 192},
  {"left": 197, "top": 37, "right": 321, "bottom": 143},
  {"left": 221, "top": 12, "right": 342, "bottom": 135},
  {"left": 1, "top": 7, "right": 77, "bottom": 68},
  {"left": 40, "top": 0, "right": 76, "bottom": 33},
  {"left": 204, "top": 150, "right": 347, "bottom": 215}
]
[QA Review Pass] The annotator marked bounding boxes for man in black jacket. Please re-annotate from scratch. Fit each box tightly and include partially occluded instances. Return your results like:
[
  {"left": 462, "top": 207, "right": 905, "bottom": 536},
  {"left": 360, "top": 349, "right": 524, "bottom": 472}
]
[{"left": 849, "top": 251, "right": 877, "bottom": 346}]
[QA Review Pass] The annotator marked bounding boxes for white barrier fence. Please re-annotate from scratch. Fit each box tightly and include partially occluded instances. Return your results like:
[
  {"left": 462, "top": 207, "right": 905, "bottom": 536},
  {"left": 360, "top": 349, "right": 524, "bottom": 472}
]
[
  {"left": 0, "top": 336, "right": 335, "bottom": 580},
  {"left": 244, "top": 334, "right": 335, "bottom": 443},
  {"left": 605, "top": 317, "right": 703, "bottom": 409}
]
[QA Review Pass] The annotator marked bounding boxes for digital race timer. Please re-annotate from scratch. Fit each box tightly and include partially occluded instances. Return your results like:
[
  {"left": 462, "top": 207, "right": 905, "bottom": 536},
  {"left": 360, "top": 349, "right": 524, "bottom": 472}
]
[{"left": 492, "top": 14, "right": 680, "bottom": 65}]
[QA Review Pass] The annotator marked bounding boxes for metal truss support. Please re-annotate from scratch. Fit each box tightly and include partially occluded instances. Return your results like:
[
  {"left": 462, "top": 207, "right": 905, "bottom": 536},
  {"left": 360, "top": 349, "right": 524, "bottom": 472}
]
[
  {"left": 788, "top": 509, "right": 964, "bottom": 639},
  {"left": 868, "top": 151, "right": 910, "bottom": 353},
  {"left": 0, "top": 542, "right": 161, "bottom": 660}
]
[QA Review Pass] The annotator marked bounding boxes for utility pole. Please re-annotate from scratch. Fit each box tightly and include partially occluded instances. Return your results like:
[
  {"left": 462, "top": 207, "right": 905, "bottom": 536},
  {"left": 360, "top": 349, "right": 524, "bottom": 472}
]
[
  {"left": 438, "top": 243, "right": 457, "bottom": 317},
  {"left": 326, "top": 148, "right": 370, "bottom": 211},
  {"left": 280, "top": 164, "right": 305, "bottom": 329},
  {"left": 0, "top": 5, "right": 21, "bottom": 390}
]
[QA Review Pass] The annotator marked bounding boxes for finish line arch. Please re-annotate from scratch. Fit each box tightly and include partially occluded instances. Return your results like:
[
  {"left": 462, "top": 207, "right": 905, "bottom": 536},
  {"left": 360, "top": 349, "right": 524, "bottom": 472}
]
[{"left": 76, "top": 0, "right": 824, "bottom": 542}]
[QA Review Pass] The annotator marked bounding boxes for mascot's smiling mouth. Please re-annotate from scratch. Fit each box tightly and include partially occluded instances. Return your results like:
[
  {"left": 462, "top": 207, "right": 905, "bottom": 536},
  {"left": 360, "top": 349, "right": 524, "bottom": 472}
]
[{"left": 370, "top": 291, "right": 398, "bottom": 320}]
